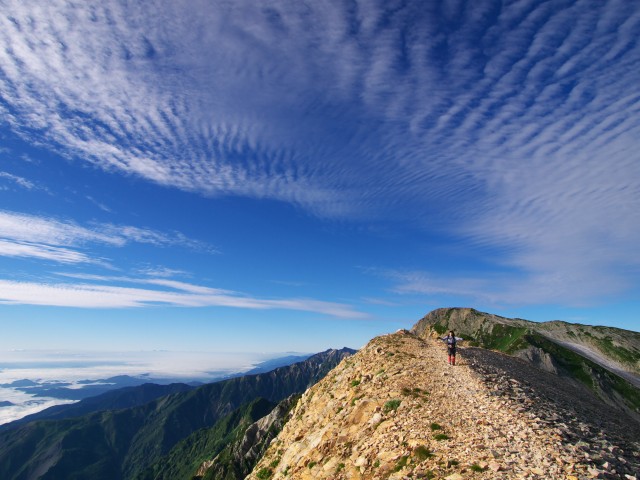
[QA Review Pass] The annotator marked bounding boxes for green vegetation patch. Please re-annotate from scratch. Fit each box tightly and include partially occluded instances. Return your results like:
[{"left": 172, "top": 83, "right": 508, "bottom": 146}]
[
  {"left": 470, "top": 463, "right": 486, "bottom": 472},
  {"left": 256, "top": 467, "right": 273, "bottom": 479},
  {"left": 433, "top": 433, "right": 449, "bottom": 441},
  {"left": 383, "top": 399, "right": 401, "bottom": 412},
  {"left": 475, "top": 323, "right": 530, "bottom": 353},
  {"left": 429, "top": 422, "right": 441, "bottom": 431},
  {"left": 413, "top": 445, "right": 434, "bottom": 461},
  {"left": 592, "top": 336, "right": 640, "bottom": 366},
  {"left": 350, "top": 379, "right": 361, "bottom": 387},
  {"left": 401, "top": 386, "right": 430, "bottom": 398},
  {"left": 609, "top": 371, "right": 640, "bottom": 411},
  {"left": 393, "top": 455, "right": 409, "bottom": 472},
  {"left": 432, "top": 323, "right": 448, "bottom": 335}
]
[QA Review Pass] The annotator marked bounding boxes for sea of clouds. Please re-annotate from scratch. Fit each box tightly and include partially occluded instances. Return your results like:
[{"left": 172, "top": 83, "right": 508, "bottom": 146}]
[{"left": 0, "top": 349, "right": 269, "bottom": 425}]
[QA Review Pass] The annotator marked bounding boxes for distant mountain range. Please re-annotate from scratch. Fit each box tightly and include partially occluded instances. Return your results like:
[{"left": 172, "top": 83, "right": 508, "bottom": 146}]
[
  {"left": 0, "top": 382, "right": 195, "bottom": 431},
  {"left": 0, "top": 354, "right": 315, "bottom": 404},
  {"left": 0, "top": 348, "right": 355, "bottom": 480},
  {"left": 238, "top": 354, "right": 313, "bottom": 376},
  {"left": 0, "top": 375, "right": 201, "bottom": 402},
  {"left": 2, "top": 307, "right": 639, "bottom": 479},
  {"left": 0, "top": 354, "right": 313, "bottom": 427}
]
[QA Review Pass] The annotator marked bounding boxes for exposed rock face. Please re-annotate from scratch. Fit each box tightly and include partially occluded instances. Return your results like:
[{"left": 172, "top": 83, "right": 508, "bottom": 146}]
[
  {"left": 195, "top": 395, "right": 299, "bottom": 479},
  {"left": 248, "top": 331, "right": 640, "bottom": 479},
  {"left": 514, "top": 346, "right": 559, "bottom": 374}
]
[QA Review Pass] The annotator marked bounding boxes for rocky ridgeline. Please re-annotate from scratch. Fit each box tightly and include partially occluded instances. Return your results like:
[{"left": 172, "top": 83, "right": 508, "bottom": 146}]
[{"left": 247, "top": 330, "right": 640, "bottom": 480}]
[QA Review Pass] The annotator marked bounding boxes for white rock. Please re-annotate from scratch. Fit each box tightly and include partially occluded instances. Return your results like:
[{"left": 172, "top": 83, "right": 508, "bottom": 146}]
[{"left": 354, "top": 456, "right": 368, "bottom": 467}]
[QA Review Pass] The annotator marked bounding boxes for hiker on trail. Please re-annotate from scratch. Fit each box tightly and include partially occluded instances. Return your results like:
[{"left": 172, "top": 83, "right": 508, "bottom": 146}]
[{"left": 441, "top": 330, "right": 462, "bottom": 365}]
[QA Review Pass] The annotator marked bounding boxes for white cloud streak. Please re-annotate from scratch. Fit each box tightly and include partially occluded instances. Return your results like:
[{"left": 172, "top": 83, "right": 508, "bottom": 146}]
[
  {"left": 0, "top": 1, "right": 638, "bottom": 304},
  {"left": 0, "top": 277, "right": 366, "bottom": 319},
  {"left": 0, "top": 210, "right": 211, "bottom": 264},
  {"left": 0, "top": 389, "right": 76, "bottom": 426},
  {"left": 0, "top": 171, "right": 36, "bottom": 190},
  {"left": 0, "top": 239, "right": 94, "bottom": 264}
]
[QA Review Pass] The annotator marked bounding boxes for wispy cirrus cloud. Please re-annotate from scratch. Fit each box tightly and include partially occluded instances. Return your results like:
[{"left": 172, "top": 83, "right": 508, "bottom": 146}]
[
  {"left": 0, "top": 210, "right": 212, "bottom": 264},
  {"left": 0, "top": 171, "right": 37, "bottom": 190},
  {"left": 0, "top": 239, "right": 94, "bottom": 264},
  {"left": 0, "top": 276, "right": 366, "bottom": 319},
  {"left": 1, "top": 1, "right": 639, "bottom": 304},
  {"left": 0, "top": 1, "right": 363, "bottom": 217}
]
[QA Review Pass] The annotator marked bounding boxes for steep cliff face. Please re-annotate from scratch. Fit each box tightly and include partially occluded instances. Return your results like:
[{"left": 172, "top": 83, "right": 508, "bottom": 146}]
[
  {"left": 135, "top": 397, "right": 278, "bottom": 480},
  {"left": 248, "top": 331, "right": 640, "bottom": 479},
  {"left": 194, "top": 395, "right": 299, "bottom": 480}
]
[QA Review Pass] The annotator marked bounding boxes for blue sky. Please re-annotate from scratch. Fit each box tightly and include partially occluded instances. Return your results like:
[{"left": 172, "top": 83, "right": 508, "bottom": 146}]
[{"left": 1, "top": 0, "right": 639, "bottom": 363}]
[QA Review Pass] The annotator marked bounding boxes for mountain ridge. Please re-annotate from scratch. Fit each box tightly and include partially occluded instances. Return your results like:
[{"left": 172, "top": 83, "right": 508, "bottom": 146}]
[
  {"left": 3, "top": 308, "right": 639, "bottom": 479},
  {"left": 0, "top": 382, "right": 195, "bottom": 432},
  {"left": 412, "top": 307, "right": 640, "bottom": 376},
  {"left": 0, "top": 348, "right": 355, "bottom": 480},
  {"left": 411, "top": 307, "right": 640, "bottom": 419},
  {"left": 248, "top": 329, "right": 640, "bottom": 479},
  {"left": 0, "top": 354, "right": 323, "bottom": 430}
]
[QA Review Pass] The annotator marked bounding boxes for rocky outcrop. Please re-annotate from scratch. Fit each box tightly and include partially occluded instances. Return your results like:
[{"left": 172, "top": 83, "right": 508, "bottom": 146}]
[
  {"left": 248, "top": 330, "right": 640, "bottom": 479},
  {"left": 195, "top": 395, "right": 299, "bottom": 479},
  {"left": 514, "top": 346, "right": 559, "bottom": 374}
]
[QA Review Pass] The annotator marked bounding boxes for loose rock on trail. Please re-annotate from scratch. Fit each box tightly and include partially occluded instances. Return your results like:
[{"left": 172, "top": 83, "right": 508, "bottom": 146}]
[{"left": 248, "top": 330, "right": 640, "bottom": 479}]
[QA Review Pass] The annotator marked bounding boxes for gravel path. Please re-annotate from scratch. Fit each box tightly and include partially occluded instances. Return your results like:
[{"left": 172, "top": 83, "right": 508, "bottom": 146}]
[
  {"left": 461, "top": 345, "right": 640, "bottom": 479},
  {"left": 249, "top": 331, "right": 640, "bottom": 479}
]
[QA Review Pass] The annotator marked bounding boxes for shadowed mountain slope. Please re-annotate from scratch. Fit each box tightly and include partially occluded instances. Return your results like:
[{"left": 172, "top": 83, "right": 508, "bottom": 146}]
[
  {"left": 0, "top": 348, "right": 354, "bottom": 480},
  {"left": 0, "top": 383, "right": 195, "bottom": 432},
  {"left": 191, "top": 395, "right": 299, "bottom": 480},
  {"left": 133, "top": 396, "right": 280, "bottom": 480}
]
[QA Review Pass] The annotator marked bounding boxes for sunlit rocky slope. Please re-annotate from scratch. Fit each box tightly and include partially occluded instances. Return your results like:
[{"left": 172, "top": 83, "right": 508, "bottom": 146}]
[{"left": 248, "top": 330, "right": 640, "bottom": 479}]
